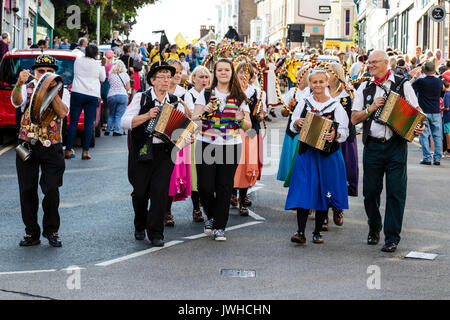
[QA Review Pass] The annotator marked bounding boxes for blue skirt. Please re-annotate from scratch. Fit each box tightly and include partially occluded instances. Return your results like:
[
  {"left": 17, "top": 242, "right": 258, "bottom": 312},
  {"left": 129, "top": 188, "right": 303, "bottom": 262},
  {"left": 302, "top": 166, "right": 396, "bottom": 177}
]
[
  {"left": 285, "top": 148, "right": 349, "bottom": 211},
  {"left": 277, "top": 133, "right": 299, "bottom": 182}
]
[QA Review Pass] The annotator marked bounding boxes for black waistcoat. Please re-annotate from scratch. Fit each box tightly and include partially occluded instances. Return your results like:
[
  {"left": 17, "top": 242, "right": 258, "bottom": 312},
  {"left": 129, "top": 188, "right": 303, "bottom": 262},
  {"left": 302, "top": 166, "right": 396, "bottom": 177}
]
[
  {"left": 298, "top": 98, "right": 340, "bottom": 156},
  {"left": 361, "top": 75, "right": 408, "bottom": 145},
  {"left": 247, "top": 88, "right": 261, "bottom": 136},
  {"left": 340, "top": 95, "right": 356, "bottom": 143}
]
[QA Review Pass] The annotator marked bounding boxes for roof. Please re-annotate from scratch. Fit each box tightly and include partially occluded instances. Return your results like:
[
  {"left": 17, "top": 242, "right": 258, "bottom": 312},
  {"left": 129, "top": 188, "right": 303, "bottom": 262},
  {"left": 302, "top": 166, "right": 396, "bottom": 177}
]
[{"left": 5, "top": 48, "right": 77, "bottom": 59}]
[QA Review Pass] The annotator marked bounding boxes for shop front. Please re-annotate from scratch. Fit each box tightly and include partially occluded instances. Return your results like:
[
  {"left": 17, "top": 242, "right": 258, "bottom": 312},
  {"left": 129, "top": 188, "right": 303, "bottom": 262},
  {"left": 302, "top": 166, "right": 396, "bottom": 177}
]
[{"left": 35, "top": 0, "right": 54, "bottom": 43}]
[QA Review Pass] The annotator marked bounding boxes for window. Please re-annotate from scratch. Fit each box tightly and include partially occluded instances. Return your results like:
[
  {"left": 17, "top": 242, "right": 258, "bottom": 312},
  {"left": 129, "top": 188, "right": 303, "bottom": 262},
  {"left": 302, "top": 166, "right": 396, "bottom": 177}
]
[
  {"left": 345, "top": 9, "right": 351, "bottom": 37},
  {"left": 400, "top": 7, "right": 410, "bottom": 54},
  {"left": 388, "top": 15, "right": 398, "bottom": 49}
]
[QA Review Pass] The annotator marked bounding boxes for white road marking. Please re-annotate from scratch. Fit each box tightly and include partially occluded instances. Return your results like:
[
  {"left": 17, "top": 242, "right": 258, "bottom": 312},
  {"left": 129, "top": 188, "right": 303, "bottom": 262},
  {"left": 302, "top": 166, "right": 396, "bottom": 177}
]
[
  {"left": 226, "top": 221, "right": 264, "bottom": 231},
  {"left": 0, "top": 144, "right": 14, "bottom": 156},
  {"left": 184, "top": 233, "right": 209, "bottom": 240},
  {"left": 247, "top": 209, "right": 266, "bottom": 221},
  {"left": 95, "top": 240, "right": 184, "bottom": 267},
  {"left": 247, "top": 186, "right": 263, "bottom": 195},
  {"left": 0, "top": 269, "right": 56, "bottom": 276}
]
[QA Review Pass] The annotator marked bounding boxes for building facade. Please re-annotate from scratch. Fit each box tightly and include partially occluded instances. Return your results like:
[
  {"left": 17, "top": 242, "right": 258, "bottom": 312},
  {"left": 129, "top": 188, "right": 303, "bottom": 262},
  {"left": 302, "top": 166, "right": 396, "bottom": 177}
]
[
  {"left": 323, "top": 0, "right": 358, "bottom": 50},
  {"left": 356, "top": 0, "right": 449, "bottom": 58},
  {"left": 216, "top": 0, "right": 257, "bottom": 42},
  {"left": 250, "top": 0, "right": 331, "bottom": 48},
  {"left": 1, "top": 0, "right": 54, "bottom": 50}
]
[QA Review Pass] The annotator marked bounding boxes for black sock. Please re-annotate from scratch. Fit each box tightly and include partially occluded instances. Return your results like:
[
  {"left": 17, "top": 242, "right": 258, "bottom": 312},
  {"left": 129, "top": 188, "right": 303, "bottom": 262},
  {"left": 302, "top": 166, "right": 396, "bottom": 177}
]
[
  {"left": 314, "top": 210, "right": 328, "bottom": 234},
  {"left": 296, "top": 208, "right": 309, "bottom": 234},
  {"left": 239, "top": 188, "right": 248, "bottom": 202},
  {"left": 191, "top": 191, "right": 200, "bottom": 211},
  {"left": 166, "top": 196, "right": 173, "bottom": 212},
  {"left": 232, "top": 188, "right": 237, "bottom": 196}
]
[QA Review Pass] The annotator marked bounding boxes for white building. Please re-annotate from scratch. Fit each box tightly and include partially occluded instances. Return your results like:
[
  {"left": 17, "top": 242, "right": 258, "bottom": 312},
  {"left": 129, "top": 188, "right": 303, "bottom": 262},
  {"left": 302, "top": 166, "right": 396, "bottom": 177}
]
[
  {"left": 356, "top": 0, "right": 450, "bottom": 58},
  {"left": 323, "top": 0, "right": 358, "bottom": 50},
  {"left": 250, "top": 0, "right": 331, "bottom": 48},
  {"left": 216, "top": 0, "right": 257, "bottom": 42},
  {"left": 1, "top": 0, "right": 39, "bottom": 50}
]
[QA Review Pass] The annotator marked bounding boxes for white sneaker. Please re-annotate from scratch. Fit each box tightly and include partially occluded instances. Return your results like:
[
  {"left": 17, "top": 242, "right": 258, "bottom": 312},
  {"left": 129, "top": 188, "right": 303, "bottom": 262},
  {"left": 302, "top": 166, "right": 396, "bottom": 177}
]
[
  {"left": 213, "top": 229, "right": 226, "bottom": 241},
  {"left": 204, "top": 218, "right": 213, "bottom": 235}
]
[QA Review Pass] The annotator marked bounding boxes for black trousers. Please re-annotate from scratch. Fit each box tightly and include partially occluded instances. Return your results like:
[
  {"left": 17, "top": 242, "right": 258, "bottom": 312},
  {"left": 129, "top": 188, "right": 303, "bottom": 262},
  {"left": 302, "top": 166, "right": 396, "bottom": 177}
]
[
  {"left": 16, "top": 141, "right": 65, "bottom": 239},
  {"left": 128, "top": 143, "right": 174, "bottom": 240},
  {"left": 196, "top": 141, "right": 241, "bottom": 230}
]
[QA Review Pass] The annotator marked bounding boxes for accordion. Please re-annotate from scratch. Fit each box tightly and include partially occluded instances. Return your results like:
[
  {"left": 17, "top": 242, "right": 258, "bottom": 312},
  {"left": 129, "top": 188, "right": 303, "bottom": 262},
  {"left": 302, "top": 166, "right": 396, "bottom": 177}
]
[
  {"left": 374, "top": 91, "right": 426, "bottom": 142},
  {"left": 146, "top": 103, "right": 198, "bottom": 150},
  {"left": 298, "top": 111, "right": 334, "bottom": 151}
]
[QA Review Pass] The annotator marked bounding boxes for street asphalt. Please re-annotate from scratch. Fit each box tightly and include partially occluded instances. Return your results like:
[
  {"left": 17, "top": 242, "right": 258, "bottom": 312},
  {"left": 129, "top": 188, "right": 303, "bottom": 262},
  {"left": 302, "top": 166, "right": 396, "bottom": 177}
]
[{"left": 0, "top": 109, "right": 449, "bottom": 300}]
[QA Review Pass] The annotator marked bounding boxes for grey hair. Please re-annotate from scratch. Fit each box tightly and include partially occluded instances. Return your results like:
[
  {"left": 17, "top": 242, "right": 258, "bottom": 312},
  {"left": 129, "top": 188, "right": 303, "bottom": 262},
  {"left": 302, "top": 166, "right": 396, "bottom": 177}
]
[
  {"left": 78, "top": 37, "right": 88, "bottom": 45},
  {"left": 369, "top": 50, "right": 389, "bottom": 61},
  {"left": 189, "top": 65, "right": 211, "bottom": 84},
  {"left": 110, "top": 60, "right": 127, "bottom": 74},
  {"left": 1, "top": 32, "right": 10, "bottom": 39},
  {"left": 166, "top": 58, "right": 183, "bottom": 69}
]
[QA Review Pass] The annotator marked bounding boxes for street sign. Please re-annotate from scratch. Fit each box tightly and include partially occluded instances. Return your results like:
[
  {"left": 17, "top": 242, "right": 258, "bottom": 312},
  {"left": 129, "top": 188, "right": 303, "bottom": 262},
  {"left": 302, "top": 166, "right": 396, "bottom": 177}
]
[
  {"left": 302, "top": 32, "right": 310, "bottom": 37},
  {"left": 319, "top": 5, "right": 331, "bottom": 14},
  {"left": 429, "top": 5, "right": 447, "bottom": 23}
]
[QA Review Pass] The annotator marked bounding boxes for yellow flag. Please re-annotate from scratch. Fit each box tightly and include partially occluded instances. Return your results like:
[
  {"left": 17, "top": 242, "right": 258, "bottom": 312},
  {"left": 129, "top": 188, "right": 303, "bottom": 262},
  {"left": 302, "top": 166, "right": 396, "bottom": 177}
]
[
  {"left": 192, "top": 39, "right": 198, "bottom": 45},
  {"left": 174, "top": 33, "right": 189, "bottom": 49}
]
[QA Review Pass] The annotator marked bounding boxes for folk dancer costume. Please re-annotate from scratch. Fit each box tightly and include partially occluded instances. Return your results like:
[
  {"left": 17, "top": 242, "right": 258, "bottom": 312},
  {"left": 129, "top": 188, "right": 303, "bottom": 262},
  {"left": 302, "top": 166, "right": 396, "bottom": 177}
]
[
  {"left": 121, "top": 62, "right": 187, "bottom": 246},
  {"left": 195, "top": 88, "right": 250, "bottom": 240},
  {"left": 285, "top": 94, "right": 349, "bottom": 243},
  {"left": 277, "top": 86, "right": 311, "bottom": 184},
  {"left": 184, "top": 87, "right": 205, "bottom": 222},
  {"left": 232, "top": 84, "right": 263, "bottom": 215},
  {"left": 12, "top": 55, "right": 70, "bottom": 247},
  {"left": 165, "top": 84, "right": 192, "bottom": 226},
  {"left": 352, "top": 70, "right": 420, "bottom": 252}
]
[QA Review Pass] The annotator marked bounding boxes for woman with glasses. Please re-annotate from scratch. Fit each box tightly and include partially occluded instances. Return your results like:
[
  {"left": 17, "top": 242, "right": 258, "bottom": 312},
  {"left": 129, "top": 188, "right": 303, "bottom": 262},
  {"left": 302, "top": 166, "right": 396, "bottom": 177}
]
[
  {"left": 192, "top": 59, "right": 252, "bottom": 241},
  {"left": 65, "top": 44, "right": 106, "bottom": 160}
]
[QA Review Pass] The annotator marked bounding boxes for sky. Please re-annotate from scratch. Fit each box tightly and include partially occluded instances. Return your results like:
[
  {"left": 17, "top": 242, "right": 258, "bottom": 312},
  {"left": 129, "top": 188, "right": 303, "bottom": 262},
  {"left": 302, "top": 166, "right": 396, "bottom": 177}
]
[{"left": 129, "top": 0, "right": 220, "bottom": 44}]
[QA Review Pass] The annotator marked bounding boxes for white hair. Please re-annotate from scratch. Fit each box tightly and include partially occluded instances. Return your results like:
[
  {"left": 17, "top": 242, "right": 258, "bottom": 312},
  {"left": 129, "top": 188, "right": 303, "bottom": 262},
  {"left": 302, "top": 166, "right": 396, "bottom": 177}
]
[
  {"left": 189, "top": 65, "right": 211, "bottom": 84},
  {"left": 110, "top": 60, "right": 127, "bottom": 74},
  {"left": 370, "top": 50, "right": 389, "bottom": 61}
]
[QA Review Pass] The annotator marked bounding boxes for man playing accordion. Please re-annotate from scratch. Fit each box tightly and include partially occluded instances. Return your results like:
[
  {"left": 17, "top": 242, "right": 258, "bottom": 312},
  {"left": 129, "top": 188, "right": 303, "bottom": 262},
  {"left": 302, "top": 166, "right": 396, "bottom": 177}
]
[
  {"left": 11, "top": 54, "right": 70, "bottom": 247},
  {"left": 351, "top": 50, "right": 425, "bottom": 253}
]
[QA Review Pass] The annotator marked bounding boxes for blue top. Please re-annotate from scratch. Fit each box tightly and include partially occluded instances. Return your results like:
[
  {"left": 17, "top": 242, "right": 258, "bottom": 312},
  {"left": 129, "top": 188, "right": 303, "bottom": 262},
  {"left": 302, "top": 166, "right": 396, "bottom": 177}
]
[
  {"left": 443, "top": 91, "right": 450, "bottom": 123},
  {"left": 59, "top": 43, "right": 71, "bottom": 50},
  {"left": 412, "top": 76, "right": 443, "bottom": 114}
]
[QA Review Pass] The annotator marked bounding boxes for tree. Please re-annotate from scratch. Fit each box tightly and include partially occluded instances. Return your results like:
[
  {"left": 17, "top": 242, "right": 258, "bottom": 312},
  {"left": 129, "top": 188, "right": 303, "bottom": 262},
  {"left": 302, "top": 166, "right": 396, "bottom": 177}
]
[{"left": 53, "top": 0, "right": 157, "bottom": 44}]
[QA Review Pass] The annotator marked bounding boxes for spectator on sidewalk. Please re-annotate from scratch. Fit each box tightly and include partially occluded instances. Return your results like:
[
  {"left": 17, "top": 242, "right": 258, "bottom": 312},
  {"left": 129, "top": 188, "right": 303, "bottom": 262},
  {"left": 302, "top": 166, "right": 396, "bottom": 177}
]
[
  {"left": 0, "top": 32, "right": 10, "bottom": 61},
  {"left": 59, "top": 37, "right": 71, "bottom": 50},
  {"left": 412, "top": 61, "right": 445, "bottom": 165},
  {"left": 442, "top": 71, "right": 450, "bottom": 158}
]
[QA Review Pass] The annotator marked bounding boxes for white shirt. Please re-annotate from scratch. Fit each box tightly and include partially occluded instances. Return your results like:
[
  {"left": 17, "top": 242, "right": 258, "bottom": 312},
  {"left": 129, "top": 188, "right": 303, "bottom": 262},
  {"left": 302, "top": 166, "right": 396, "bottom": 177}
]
[
  {"left": 181, "top": 61, "right": 190, "bottom": 75},
  {"left": 72, "top": 56, "right": 106, "bottom": 98},
  {"left": 120, "top": 87, "right": 184, "bottom": 144},
  {"left": 352, "top": 72, "right": 419, "bottom": 140},
  {"left": 289, "top": 95, "right": 349, "bottom": 144},
  {"left": 184, "top": 87, "right": 202, "bottom": 113},
  {"left": 350, "top": 61, "right": 363, "bottom": 79},
  {"left": 170, "top": 85, "right": 187, "bottom": 99},
  {"left": 11, "top": 79, "right": 70, "bottom": 113},
  {"left": 194, "top": 87, "right": 250, "bottom": 145},
  {"left": 107, "top": 72, "right": 130, "bottom": 97},
  {"left": 282, "top": 87, "right": 312, "bottom": 107}
]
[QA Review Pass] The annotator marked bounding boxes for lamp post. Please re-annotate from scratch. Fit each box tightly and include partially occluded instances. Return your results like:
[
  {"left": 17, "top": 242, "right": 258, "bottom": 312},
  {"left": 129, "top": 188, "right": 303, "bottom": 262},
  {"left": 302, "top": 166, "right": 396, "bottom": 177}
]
[{"left": 96, "top": 3, "right": 101, "bottom": 44}]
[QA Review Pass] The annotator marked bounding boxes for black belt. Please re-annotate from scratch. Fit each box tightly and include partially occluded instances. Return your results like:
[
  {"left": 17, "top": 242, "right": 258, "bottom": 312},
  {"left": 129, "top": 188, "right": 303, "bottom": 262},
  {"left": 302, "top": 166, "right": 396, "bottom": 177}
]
[{"left": 367, "top": 136, "right": 393, "bottom": 144}]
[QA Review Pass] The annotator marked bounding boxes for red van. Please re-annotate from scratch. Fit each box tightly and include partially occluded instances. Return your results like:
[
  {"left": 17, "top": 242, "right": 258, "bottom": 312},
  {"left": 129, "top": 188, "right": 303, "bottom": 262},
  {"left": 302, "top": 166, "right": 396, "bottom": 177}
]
[{"left": 0, "top": 49, "right": 103, "bottom": 146}]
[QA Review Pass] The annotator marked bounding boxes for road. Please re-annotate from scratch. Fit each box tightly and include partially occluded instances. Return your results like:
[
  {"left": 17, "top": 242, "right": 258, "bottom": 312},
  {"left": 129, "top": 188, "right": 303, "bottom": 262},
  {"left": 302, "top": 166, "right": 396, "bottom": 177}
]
[{"left": 0, "top": 111, "right": 449, "bottom": 301}]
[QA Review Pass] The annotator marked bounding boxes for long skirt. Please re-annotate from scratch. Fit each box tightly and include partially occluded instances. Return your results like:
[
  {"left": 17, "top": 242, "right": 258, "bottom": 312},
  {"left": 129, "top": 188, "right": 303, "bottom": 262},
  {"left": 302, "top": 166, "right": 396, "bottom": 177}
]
[
  {"left": 277, "top": 133, "right": 299, "bottom": 182},
  {"left": 256, "top": 133, "right": 263, "bottom": 181},
  {"left": 191, "top": 141, "right": 198, "bottom": 192},
  {"left": 340, "top": 139, "right": 359, "bottom": 197},
  {"left": 168, "top": 145, "right": 192, "bottom": 201},
  {"left": 285, "top": 148, "right": 349, "bottom": 211},
  {"left": 234, "top": 131, "right": 260, "bottom": 188}
]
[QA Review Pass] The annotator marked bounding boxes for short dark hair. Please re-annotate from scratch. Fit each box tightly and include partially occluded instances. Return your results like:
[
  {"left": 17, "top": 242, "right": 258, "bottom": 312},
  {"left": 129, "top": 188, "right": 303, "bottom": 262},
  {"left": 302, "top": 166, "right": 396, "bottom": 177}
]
[
  {"left": 179, "top": 52, "right": 185, "bottom": 58},
  {"left": 85, "top": 44, "right": 98, "bottom": 59},
  {"left": 123, "top": 44, "right": 130, "bottom": 54},
  {"left": 397, "top": 58, "right": 406, "bottom": 67},
  {"left": 37, "top": 39, "right": 46, "bottom": 46}
]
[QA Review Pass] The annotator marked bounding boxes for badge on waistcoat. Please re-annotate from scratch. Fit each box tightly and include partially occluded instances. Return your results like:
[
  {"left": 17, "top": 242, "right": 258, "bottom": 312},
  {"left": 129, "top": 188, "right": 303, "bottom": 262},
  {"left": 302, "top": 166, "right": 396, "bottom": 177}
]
[{"left": 366, "top": 95, "right": 372, "bottom": 102}]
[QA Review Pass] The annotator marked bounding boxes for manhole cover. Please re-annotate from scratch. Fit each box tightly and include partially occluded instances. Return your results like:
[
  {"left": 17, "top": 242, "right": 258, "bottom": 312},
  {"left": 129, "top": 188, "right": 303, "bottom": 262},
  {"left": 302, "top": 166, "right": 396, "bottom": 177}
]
[
  {"left": 404, "top": 251, "right": 438, "bottom": 260},
  {"left": 220, "top": 269, "right": 256, "bottom": 278}
]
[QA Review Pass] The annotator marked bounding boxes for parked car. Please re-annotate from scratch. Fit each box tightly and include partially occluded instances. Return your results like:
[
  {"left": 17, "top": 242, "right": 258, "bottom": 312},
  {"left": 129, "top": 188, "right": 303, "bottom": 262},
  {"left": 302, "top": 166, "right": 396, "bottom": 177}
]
[{"left": 0, "top": 48, "right": 104, "bottom": 146}]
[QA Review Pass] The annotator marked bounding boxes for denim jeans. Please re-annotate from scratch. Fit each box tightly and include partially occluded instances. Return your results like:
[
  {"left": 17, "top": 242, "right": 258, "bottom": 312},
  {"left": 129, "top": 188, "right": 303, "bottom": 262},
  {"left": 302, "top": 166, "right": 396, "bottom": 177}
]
[
  {"left": 66, "top": 92, "right": 99, "bottom": 151},
  {"left": 106, "top": 94, "right": 128, "bottom": 134},
  {"left": 419, "top": 113, "right": 442, "bottom": 162}
]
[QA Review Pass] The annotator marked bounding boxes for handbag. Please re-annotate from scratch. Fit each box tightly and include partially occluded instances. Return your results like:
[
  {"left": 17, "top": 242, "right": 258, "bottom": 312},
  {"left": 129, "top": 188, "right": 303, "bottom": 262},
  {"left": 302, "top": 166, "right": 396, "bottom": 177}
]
[{"left": 117, "top": 73, "right": 132, "bottom": 104}]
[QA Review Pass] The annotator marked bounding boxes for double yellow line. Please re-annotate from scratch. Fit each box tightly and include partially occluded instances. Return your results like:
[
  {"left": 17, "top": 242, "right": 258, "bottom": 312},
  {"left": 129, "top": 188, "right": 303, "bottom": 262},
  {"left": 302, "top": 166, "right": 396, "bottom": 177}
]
[{"left": 0, "top": 144, "right": 14, "bottom": 156}]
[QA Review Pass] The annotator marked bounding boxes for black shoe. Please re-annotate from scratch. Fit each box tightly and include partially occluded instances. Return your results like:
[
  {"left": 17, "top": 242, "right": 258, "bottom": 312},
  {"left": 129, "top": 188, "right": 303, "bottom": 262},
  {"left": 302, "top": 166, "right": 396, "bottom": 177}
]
[
  {"left": 264, "top": 116, "right": 272, "bottom": 122},
  {"left": 367, "top": 231, "right": 380, "bottom": 245},
  {"left": 104, "top": 132, "right": 110, "bottom": 136},
  {"left": 239, "top": 205, "right": 249, "bottom": 216},
  {"left": 113, "top": 132, "right": 122, "bottom": 136},
  {"left": 381, "top": 242, "right": 397, "bottom": 252},
  {"left": 269, "top": 110, "right": 277, "bottom": 118},
  {"left": 19, "top": 235, "right": 40, "bottom": 247},
  {"left": 420, "top": 160, "right": 431, "bottom": 165},
  {"left": 434, "top": 161, "right": 440, "bottom": 166},
  {"left": 150, "top": 238, "right": 164, "bottom": 247},
  {"left": 312, "top": 233, "right": 324, "bottom": 244},
  {"left": 134, "top": 230, "right": 146, "bottom": 240},
  {"left": 291, "top": 231, "right": 306, "bottom": 244},
  {"left": 43, "top": 232, "right": 62, "bottom": 247}
]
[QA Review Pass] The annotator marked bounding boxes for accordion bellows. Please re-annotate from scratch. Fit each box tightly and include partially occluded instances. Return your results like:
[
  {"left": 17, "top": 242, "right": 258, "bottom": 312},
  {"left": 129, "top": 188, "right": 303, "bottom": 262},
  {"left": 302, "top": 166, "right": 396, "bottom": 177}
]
[
  {"left": 298, "top": 112, "right": 334, "bottom": 151},
  {"left": 374, "top": 92, "right": 426, "bottom": 142},
  {"left": 147, "top": 104, "right": 197, "bottom": 150}
]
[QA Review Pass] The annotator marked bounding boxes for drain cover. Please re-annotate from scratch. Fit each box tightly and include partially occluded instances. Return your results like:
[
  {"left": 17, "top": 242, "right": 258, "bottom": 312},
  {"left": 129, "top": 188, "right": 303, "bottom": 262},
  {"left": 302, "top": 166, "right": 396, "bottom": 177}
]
[
  {"left": 220, "top": 269, "right": 256, "bottom": 278},
  {"left": 405, "top": 251, "right": 438, "bottom": 260}
]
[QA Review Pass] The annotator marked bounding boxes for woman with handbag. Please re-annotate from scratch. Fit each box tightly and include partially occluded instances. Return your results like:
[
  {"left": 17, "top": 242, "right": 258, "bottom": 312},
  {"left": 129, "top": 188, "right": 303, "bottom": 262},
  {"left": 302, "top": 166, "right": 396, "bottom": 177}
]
[
  {"left": 65, "top": 44, "right": 106, "bottom": 160},
  {"left": 105, "top": 60, "right": 131, "bottom": 136}
]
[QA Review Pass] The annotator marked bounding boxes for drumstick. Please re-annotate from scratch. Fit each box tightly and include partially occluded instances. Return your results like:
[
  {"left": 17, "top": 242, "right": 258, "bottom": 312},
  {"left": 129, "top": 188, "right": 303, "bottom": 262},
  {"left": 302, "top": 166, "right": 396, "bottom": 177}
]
[{"left": 28, "top": 74, "right": 39, "bottom": 81}]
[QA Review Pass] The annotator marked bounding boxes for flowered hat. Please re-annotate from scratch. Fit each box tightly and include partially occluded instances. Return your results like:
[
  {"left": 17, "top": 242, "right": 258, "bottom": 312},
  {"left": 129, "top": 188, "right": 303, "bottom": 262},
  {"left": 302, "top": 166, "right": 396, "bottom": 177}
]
[{"left": 31, "top": 54, "right": 59, "bottom": 71}]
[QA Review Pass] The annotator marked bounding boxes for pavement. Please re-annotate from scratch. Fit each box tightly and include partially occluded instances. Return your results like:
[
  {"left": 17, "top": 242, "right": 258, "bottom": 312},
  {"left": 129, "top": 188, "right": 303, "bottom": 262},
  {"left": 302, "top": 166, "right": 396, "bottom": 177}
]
[{"left": 0, "top": 110, "right": 449, "bottom": 300}]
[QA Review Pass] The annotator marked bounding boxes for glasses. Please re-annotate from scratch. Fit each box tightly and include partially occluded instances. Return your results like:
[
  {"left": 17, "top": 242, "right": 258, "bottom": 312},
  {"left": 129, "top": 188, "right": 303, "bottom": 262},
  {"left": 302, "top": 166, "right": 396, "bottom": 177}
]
[
  {"left": 367, "top": 60, "right": 383, "bottom": 65},
  {"left": 35, "top": 69, "right": 54, "bottom": 74},
  {"left": 155, "top": 76, "right": 172, "bottom": 81}
]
